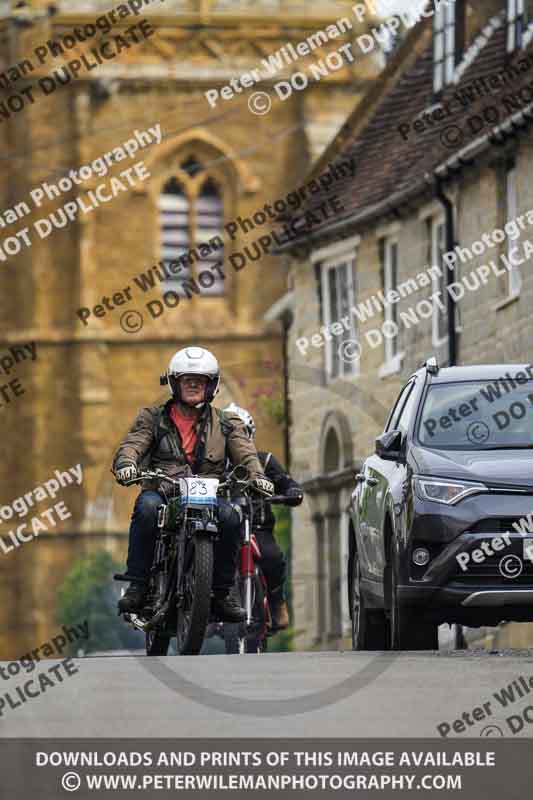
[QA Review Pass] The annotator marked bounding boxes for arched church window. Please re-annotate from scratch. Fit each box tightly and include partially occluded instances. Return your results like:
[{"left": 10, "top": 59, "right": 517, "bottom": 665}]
[{"left": 158, "top": 156, "right": 225, "bottom": 296}]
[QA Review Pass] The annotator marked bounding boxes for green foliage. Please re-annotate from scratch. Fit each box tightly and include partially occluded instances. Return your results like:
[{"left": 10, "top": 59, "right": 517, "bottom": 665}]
[
  {"left": 242, "top": 360, "right": 285, "bottom": 428},
  {"left": 267, "top": 626, "right": 304, "bottom": 653},
  {"left": 257, "top": 394, "right": 285, "bottom": 426},
  {"left": 273, "top": 503, "right": 290, "bottom": 553},
  {"left": 55, "top": 549, "right": 142, "bottom": 655}
]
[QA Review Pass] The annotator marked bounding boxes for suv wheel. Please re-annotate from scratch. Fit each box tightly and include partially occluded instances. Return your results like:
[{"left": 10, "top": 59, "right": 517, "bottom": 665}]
[
  {"left": 390, "top": 556, "right": 438, "bottom": 651},
  {"left": 351, "top": 548, "right": 389, "bottom": 650}
]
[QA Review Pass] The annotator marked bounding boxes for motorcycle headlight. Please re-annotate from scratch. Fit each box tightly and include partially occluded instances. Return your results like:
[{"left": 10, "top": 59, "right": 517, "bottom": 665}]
[{"left": 413, "top": 477, "right": 488, "bottom": 505}]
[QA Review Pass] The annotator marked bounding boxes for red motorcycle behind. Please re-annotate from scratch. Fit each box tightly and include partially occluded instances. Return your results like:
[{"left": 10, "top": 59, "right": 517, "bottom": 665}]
[{"left": 216, "top": 471, "right": 291, "bottom": 654}]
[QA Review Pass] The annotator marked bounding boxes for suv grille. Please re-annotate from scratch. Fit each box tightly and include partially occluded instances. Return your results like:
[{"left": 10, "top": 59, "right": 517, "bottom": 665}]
[
  {"left": 468, "top": 518, "right": 527, "bottom": 534},
  {"left": 451, "top": 535, "right": 533, "bottom": 584}
]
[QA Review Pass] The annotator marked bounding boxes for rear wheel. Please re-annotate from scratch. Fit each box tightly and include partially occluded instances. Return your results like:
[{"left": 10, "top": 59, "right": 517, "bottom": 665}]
[
  {"left": 351, "top": 547, "right": 389, "bottom": 650},
  {"left": 225, "top": 572, "right": 268, "bottom": 654},
  {"left": 390, "top": 556, "right": 438, "bottom": 650},
  {"left": 146, "top": 630, "right": 171, "bottom": 656},
  {"left": 176, "top": 536, "right": 214, "bottom": 655},
  {"left": 244, "top": 634, "right": 268, "bottom": 653},
  {"left": 245, "top": 572, "right": 268, "bottom": 653}
]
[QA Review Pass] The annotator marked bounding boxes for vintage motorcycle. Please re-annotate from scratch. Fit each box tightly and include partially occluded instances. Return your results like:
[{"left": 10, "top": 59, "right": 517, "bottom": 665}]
[{"left": 115, "top": 467, "right": 245, "bottom": 656}]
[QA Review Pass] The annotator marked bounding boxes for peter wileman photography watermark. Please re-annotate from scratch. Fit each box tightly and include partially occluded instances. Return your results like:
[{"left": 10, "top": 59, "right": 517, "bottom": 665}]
[
  {"left": 453, "top": 506, "right": 533, "bottom": 578},
  {"left": 0, "top": 621, "right": 88, "bottom": 717},
  {"left": 32, "top": 748, "right": 477, "bottom": 793},
  {"left": 422, "top": 365, "right": 533, "bottom": 443},
  {"left": 0, "top": 463, "right": 83, "bottom": 555},
  {"left": 0, "top": 124, "right": 162, "bottom": 262},
  {"left": 206, "top": 0, "right": 455, "bottom": 115},
  {"left": 75, "top": 159, "right": 353, "bottom": 332},
  {"left": 398, "top": 51, "right": 533, "bottom": 145},
  {"left": 0, "top": 0, "right": 165, "bottom": 123},
  {"left": 437, "top": 672, "right": 533, "bottom": 737},
  {"left": 0, "top": 341, "right": 37, "bottom": 409},
  {"left": 296, "top": 210, "right": 533, "bottom": 364}
]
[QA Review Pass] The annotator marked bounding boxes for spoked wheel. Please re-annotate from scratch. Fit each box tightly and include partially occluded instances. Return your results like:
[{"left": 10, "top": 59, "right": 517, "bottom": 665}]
[
  {"left": 244, "top": 572, "right": 268, "bottom": 654},
  {"left": 351, "top": 548, "right": 389, "bottom": 651},
  {"left": 146, "top": 630, "right": 171, "bottom": 656},
  {"left": 176, "top": 536, "right": 214, "bottom": 655},
  {"left": 244, "top": 633, "right": 268, "bottom": 654},
  {"left": 390, "top": 556, "right": 438, "bottom": 651},
  {"left": 223, "top": 572, "right": 268, "bottom": 654}
]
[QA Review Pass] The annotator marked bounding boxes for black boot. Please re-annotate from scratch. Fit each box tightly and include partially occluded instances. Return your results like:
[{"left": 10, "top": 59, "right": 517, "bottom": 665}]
[
  {"left": 211, "top": 589, "right": 246, "bottom": 623},
  {"left": 118, "top": 581, "right": 147, "bottom": 613}
]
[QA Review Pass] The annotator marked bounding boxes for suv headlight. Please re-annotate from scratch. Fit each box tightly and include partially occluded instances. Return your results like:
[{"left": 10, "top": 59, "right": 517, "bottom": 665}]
[{"left": 413, "top": 477, "right": 488, "bottom": 505}]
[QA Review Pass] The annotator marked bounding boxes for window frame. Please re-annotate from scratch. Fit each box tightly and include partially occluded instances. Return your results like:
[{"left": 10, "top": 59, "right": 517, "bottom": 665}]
[
  {"left": 382, "top": 236, "right": 400, "bottom": 366},
  {"left": 395, "top": 381, "right": 419, "bottom": 436},
  {"left": 433, "top": 1, "right": 461, "bottom": 95},
  {"left": 385, "top": 380, "right": 416, "bottom": 433},
  {"left": 507, "top": 0, "right": 529, "bottom": 52},
  {"left": 320, "top": 251, "right": 358, "bottom": 382}
]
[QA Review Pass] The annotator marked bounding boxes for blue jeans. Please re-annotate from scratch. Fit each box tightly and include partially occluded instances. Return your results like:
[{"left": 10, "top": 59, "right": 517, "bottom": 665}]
[{"left": 125, "top": 491, "right": 241, "bottom": 592}]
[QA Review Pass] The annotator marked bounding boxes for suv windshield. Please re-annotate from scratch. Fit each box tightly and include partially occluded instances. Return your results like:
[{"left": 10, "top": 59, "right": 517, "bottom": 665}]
[{"left": 417, "top": 379, "right": 533, "bottom": 450}]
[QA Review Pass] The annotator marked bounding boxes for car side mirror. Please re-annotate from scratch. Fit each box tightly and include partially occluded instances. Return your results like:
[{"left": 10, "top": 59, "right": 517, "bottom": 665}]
[{"left": 375, "top": 430, "right": 403, "bottom": 462}]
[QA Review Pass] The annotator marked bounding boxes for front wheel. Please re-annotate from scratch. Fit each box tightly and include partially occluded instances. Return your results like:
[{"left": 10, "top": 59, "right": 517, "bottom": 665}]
[
  {"left": 223, "top": 623, "right": 244, "bottom": 654},
  {"left": 390, "top": 556, "right": 438, "bottom": 650},
  {"left": 224, "top": 572, "right": 268, "bottom": 654},
  {"left": 351, "top": 547, "right": 389, "bottom": 650},
  {"left": 176, "top": 536, "right": 214, "bottom": 655}
]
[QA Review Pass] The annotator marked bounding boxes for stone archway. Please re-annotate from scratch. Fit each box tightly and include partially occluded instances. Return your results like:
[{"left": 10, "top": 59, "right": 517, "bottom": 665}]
[{"left": 312, "top": 410, "right": 355, "bottom": 648}]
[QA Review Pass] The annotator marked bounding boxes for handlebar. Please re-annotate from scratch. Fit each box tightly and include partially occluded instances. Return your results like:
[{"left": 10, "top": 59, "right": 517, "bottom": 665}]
[
  {"left": 121, "top": 469, "right": 183, "bottom": 488},
  {"left": 264, "top": 495, "right": 293, "bottom": 504},
  {"left": 121, "top": 469, "right": 254, "bottom": 495},
  {"left": 263, "top": 494, "right": 304, "bottom": 506},
  {"left": 121, "top": 470, "right": 302, "bottom": 505}
]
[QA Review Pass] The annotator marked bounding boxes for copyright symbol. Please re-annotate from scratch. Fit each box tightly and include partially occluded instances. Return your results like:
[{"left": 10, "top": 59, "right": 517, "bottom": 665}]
[
  {"left": 466, "top": 421, "right": 490, "bottom": 444},
  {"left": 120, "top": 310, "right": 143, "bottom": 334},
  {"left": 480, "top": 725, "right": 504, "bottom": 737},
  {"left": 338, "top": 339, "right": 362, "bottom": 363},
  {"left": 499, "top": 554, "right": 523, "bottom": 579},
  {"left": 248, "top": 92, "right": 271, "bottom": 115},
  {"left": 61, "top": 772, "right": 81, "bottom": 791},
  {"left": 440, "top": 125, "right": 464, "bottom": 149}
]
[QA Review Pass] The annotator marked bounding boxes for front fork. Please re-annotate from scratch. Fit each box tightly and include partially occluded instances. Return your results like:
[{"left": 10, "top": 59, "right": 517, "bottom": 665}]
[{"left": 241, "top": 517, "right": 254, "bottom": 626}]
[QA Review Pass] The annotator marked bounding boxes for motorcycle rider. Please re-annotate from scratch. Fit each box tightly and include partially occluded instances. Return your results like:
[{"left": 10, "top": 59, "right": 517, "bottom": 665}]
[
  {"left": 223, "top": 403, "right": 303, "bottom": 630},
  {"left": 113, "top": 347, "right": 274, "bottom": 622}
]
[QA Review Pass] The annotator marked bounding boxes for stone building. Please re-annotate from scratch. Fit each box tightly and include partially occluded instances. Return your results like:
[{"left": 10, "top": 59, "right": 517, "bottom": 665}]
[
  {"left": 273, "top": 0, "right": 533, "bottom": 650},
  {"left": 0, "top": 0, "right": 379, "bottom": 655}
]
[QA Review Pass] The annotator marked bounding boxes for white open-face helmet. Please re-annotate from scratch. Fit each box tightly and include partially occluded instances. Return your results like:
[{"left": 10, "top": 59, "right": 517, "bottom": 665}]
[
  {"left": 161, "top": 346, "right": 220, "bottom": 406},
  {"left": 223, "top": 402, "right": 256, "bottom": 438}
]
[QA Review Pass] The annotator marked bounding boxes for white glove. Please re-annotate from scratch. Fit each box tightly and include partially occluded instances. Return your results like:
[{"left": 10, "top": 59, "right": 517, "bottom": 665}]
[{"left": 115, "top": 463, "right": 138, "bottom": 485}]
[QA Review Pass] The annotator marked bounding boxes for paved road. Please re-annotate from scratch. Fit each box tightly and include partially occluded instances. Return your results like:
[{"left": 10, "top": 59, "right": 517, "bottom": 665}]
[{"left": 2, "top": 648, "right": 533, "bottom": 738}]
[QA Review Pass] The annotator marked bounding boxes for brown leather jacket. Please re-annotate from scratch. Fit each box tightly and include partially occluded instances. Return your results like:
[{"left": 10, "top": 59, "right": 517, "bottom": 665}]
[{"left": 112, "top": 400, "right": 265, "bottom": 485}]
